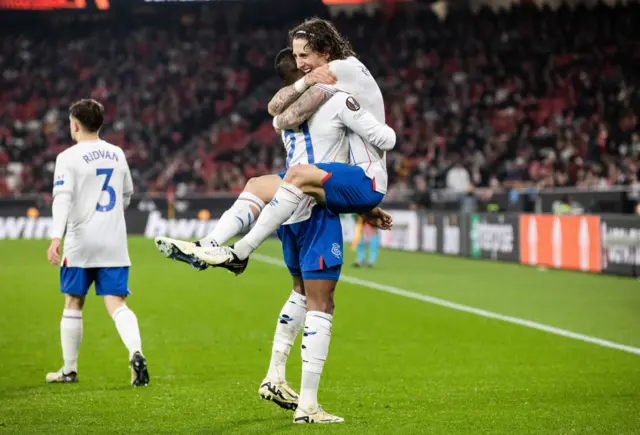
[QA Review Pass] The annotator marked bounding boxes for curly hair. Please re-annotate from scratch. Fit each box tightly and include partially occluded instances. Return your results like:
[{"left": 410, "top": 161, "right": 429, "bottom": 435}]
[{"left": 289, "top": 17, "right": 355, "bottom": 61}]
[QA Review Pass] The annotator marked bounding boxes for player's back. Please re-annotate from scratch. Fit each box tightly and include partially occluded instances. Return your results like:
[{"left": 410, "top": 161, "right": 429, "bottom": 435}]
[
  {"left": 54, "top": 139, "right": 132, "bottom": 268},
  {"left": 329, "top": 56, "right": 385, "bottom": 123},
  {"left": 328, "top": 56, "right": 390, "bottom": 193}
]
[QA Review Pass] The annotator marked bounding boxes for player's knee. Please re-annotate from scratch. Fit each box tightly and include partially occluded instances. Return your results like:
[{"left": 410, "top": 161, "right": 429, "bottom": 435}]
[
  {"left": 292, "top": 276, "right": 305, "bottom": 296},
  {"left": 245, "top": 174, "right": 281, "bottom": 204},
  {"left": 244, "top": 176, "right": 267, "bottom": 200},
  {"left": 64, "top": 294, "right": 84, "bottom": 310},
  {"left": 306, "top": 293, "right": 335, "bottom": 315},
  {"left": 245, "top": 176, "right": 260, "bottom": 191},
  {"left": 103, "top": 295, "right": 126, "bottom": 316},
  {"left": 284, "top": 165, "right": 328, "bottom": 196}
]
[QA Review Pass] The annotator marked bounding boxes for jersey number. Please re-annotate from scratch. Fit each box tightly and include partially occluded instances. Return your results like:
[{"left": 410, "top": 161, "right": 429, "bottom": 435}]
[{"left": 96, "top": 168, "right": 116, "bottom": 212}]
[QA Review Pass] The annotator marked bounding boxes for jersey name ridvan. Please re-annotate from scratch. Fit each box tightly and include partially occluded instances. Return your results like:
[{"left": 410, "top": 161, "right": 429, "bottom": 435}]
[{"left": 83, "top": 150, "right": 119, "bottom": 164}]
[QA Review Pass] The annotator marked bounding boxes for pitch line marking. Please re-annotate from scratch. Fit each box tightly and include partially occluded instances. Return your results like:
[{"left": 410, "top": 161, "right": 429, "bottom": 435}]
[{"left": 253, "top": 253, "right": 640, "bottom": 357}]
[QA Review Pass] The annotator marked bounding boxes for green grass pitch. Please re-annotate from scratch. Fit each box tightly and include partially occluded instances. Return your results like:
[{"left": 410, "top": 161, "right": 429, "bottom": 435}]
[{"left": 0, "top": 237, "right": 639, "bottom": 434}]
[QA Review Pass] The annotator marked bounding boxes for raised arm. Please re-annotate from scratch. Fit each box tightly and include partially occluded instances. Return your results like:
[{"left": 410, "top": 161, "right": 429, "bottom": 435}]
[{"left": 272, "top": 86, "right": 333, "bottom": 130}]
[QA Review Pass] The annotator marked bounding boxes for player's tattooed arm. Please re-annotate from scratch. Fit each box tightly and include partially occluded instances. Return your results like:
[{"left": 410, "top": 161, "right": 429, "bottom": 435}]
[
  {"left": 267, "top": 85, "right": 302, "bottom": 116},
  {"left": 268, "top": 65, "right": 336, "bottom": 116},
  {"left": 274, "top": 87, "right": 332, "bottom": 130}
]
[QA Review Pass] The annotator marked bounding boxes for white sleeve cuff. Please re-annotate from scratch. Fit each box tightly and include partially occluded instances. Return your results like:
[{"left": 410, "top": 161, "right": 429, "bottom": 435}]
[{"left": 294, "top": 77, "right": 310, "bottom": 94}]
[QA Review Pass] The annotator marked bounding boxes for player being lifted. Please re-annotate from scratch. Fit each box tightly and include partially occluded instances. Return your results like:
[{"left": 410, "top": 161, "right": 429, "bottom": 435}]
[
  {"left": 255, "top": 48, "right": 394, "bottom": 423},
  {"left": 154, "top": 20, "right": 393, "bottom": 275},
  {"left": 155, "top": 43, "right": 393, "bottom": 423},
  {"left": 195, "top": 17, "right": 390, "bottom": 272},
  {"left": 46, "top": 99, "right": 149, "bottom": 387}
]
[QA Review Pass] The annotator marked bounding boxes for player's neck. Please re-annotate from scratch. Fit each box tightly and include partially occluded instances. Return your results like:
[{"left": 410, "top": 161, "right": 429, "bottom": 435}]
[{"left": 74, "top": 133, "right": 100, "bottom": 144}]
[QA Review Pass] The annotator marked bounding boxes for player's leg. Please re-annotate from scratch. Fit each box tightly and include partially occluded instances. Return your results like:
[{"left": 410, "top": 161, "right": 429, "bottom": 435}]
[
  {"left": 155, "top": 174, "right": 281, "bottom": 269},
  {"left": 230, "top": 169, "right": 317, "bottom": 261},
  {"left": 368, "top": 231, "right": 380, "bottom": 267},
  {"left": 283, "top": 163, "right": 385, "bottom": 214},
  {"left": 260, "top": 225, "right": 304, "bottom": 410},
  {"left": 294, "top": 278, "right": 343, "bottom": 424},
  {"left": 46, "top": 267, "right": 92, "bottom": 383},
  {"left": 197, "top": 163, "right": 383, "bottom": 270},
  {"left": 198, "top": 165, "right": 329, "bottom": 268},
  {"left": 260, "top": 278, "right": 306, "bottom": 410},
  {"left": 293, "top": 207, "right": 344, "bottom": 424},
  {"left": 355, "top": 237, "right": 367, "bottom": 267},
  {"left": 97, "top": 267, "right": 149, "bottom": 387},
  {"left": 199, "top": 175, "right": 281, "bottom": 247}
]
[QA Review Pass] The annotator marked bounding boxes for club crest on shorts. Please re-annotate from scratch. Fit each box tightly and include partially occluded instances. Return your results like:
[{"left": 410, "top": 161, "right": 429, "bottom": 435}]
[
  {"left": 345, "top": 96, "right": 360, "bottom": 112},
  {"left": 331, "top": 243, "right": 342, "bottom": 259}
]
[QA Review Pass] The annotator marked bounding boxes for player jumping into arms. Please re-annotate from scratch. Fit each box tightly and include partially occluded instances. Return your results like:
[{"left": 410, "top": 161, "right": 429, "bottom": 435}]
[
  {"left": 155, "top": 41, "right": 393, "bottom": 423},
  {"left": 195, "top": 18, "right": 391, "bottom": 274},
  {"left": 254, "top": 48, "right": 393, "bottom": 424},
  {"left": 46, "top": 99, "right": 149, "bottom": 387}
]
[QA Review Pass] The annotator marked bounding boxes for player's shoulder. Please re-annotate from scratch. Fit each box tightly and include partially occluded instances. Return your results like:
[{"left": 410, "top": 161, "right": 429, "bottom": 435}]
[
  {"left": 328, "top": 57, "right": 354, "bottom": 73},
  {"left": 100, "top": 140, "right": 127, "bottom": 158},
  {"left": 56, "top": 147, "right": 72, "bottom": 159},
  {"left": 329, "top": 56, "right": 365, "bottom": 73},
  {"left": 55, "top": 144, "right": 78, "bottom": 163},
  {"left": 332, "top": 91, "right": 361, "bottom": 113},
  {"left": 100, "top": 139, "right": 123, "bottom": 151}
]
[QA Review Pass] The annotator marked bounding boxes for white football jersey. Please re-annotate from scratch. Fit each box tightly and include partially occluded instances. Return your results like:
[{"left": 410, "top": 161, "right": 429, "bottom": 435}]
[
  {"left": 280, "top": 90, "right": 395, "bottom": 225},
  {"left": 52, "top": 139, "right": 133, "bottom": 268},
  {"left": 326, "top": 56, "right": 390, "bottom": 193},
  {"left": 281, "top": 92, "right": 351, "bottom": 169}
]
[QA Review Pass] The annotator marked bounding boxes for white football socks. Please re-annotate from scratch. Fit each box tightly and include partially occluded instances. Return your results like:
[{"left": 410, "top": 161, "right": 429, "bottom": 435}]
[
  {"left": 112, "top": 305, "right": 143, "bottom": 360},
  {"left": 266, "top": 291, "right": 307, "bottom": 383},
  {"left": 199, "top": 192, "right": 265, "bottom": 247},
  {"left": 234, "top": 182, "right": 303, "bottom": 260},
  {"left": 299, "top": 311, "right": 333, "bottom": 411},
  {"left": 61, "top": 309, "right": 83, "bottom": 374}
]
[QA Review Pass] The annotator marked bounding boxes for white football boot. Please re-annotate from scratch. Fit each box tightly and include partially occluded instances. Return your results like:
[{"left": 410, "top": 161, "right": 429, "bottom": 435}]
[
  {"left": 258, "top": 377, "right": 299, "bottom": 410},
  {"left": 193, "top": 245, "right": 248, "bottom": 275},
  {"left": 154, "top": 236, "right": 207, "bottom": 271},
  {"left": 293, "top": 405, "right": 344, "bottom": 424},
  {"left": 46, "top": 368, "right": 78, "bottom": 384}
]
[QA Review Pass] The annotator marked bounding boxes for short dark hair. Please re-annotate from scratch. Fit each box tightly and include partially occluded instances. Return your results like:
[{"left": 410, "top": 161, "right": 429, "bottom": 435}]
[
  {"left": 69, "top": 99, "right": 104, "bottom": 133},
  {"left": 289, "top": 17, "right": 355, "bottom": 62},
  {"left": 274, "top": 48, "right": 303, "bottom": 85}
]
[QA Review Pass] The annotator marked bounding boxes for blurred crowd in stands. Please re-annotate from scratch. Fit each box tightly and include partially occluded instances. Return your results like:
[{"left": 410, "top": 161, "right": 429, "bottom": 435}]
[{"left": 1, "top": 1, "right": 639, "bottom": 203}]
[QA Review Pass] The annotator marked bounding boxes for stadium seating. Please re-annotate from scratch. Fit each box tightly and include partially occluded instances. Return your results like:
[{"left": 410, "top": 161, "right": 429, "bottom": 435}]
[{"left": 1, "top": 2, "right": 639, "bottom": 198}]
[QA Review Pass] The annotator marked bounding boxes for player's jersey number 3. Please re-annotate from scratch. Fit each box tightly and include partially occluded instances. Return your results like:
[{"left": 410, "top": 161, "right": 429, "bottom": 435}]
[{"left": 96, "top": 168, "right": 116, "bottom": 212}]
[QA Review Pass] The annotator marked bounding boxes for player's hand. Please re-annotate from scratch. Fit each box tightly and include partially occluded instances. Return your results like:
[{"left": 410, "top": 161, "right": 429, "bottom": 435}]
[
  {"left": 361, "top": 207, "right": 393, "bottom": 230},
  {"left": 304, "top": 64, "right": 336, "bottom": 86},
  {"left": 47, "top": 238, "right": 61, "bottom": 267}
]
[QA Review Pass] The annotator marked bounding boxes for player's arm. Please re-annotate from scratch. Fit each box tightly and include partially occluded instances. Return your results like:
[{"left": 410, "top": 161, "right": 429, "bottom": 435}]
[
  {"left": 273, "top": 85, "right": 333, "bottom": 130},
  {"left": 48, "top": 154, "right": 75, "bottom": 266},
  {"left": 123, "top": 157, "right": 134, "bottom": 209},
  {"left": 271, "top": 61, "right": 356, "bottom": 126},
  {"left": 337, "top": 95, "right": 396, "bottom": 151},
  {"left": 268, "top": 84, "right": 305, "bottom": 117},
  {"left": 268, "top": 65, "right": 336, "bottom": 116},
  {"left": 51, "top": 154, "right": 75, "bottom": 240}
]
